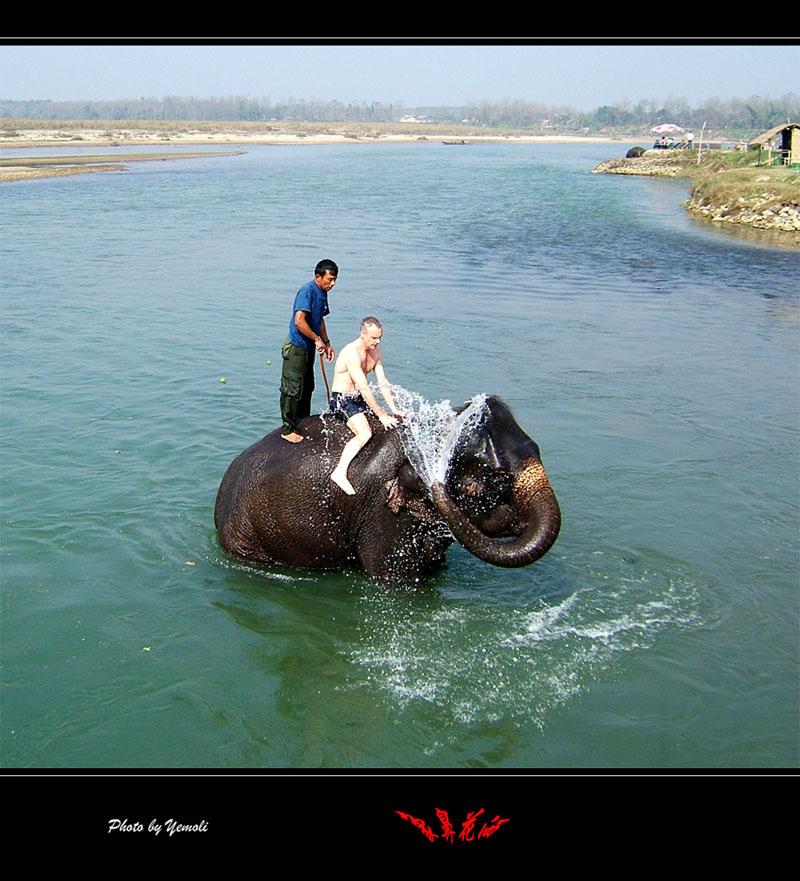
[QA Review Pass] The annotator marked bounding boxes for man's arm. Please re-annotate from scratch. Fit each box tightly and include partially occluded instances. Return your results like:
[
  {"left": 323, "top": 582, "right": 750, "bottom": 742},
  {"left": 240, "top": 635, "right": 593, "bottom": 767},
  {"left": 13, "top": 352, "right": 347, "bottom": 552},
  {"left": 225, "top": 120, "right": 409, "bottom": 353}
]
[
  {"left": 374, "top": 362, "right": 402, "bottom": 416},
  {"left": 319, "top": 319, "right": 334, "bottom": 362},
  {"left": 294, "top": 311, "right": 334, "bottom": 362}
]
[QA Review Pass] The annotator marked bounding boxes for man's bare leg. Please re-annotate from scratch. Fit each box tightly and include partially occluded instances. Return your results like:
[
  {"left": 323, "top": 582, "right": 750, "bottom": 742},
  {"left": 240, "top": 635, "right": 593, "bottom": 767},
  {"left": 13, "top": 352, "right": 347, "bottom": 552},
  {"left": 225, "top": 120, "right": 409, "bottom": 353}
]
[{"left": 330, "top": 413, "right": 372, "bottom": 495}]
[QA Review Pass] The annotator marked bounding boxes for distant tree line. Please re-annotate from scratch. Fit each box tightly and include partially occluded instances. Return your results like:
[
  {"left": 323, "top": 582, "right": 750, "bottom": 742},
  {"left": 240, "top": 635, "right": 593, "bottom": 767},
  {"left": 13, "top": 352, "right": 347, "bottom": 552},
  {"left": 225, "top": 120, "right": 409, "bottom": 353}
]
[
  {"left": 1, "top": 93, "right": 797, "bottom": 134},
  {"left": 454, "top": 94, "right": 799, "bottom": 134},
  {"left": 0, "top": 96, "right": 405, "bottom": 123}
]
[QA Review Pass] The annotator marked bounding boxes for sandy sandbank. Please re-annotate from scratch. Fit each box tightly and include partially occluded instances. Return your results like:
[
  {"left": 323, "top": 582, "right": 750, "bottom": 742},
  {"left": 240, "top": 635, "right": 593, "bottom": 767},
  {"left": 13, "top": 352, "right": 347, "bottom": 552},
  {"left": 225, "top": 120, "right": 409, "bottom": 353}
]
[
  {"left": 0, "top": 163, "right": 126, "bottom": 182},
  {"left": 0, "top": 149, "right": 246, "bottom": 182},
  {"left": 1, "top": 122, "right": 622, "bottom": 151}
]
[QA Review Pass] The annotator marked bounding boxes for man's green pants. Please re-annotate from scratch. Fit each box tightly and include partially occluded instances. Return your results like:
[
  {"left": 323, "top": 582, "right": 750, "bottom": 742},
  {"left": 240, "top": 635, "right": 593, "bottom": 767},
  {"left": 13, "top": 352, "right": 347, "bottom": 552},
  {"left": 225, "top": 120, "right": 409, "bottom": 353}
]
[{"left": 280, "top": 339, "right": 314, "bottom": 435}]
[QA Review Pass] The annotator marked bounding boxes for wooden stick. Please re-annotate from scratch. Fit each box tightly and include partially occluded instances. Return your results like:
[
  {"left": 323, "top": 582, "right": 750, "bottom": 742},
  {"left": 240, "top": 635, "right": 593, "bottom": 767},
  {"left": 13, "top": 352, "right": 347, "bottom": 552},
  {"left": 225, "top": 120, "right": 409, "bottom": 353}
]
[{"left": 320, "top": 354, "right": 331, "bottom": 407}]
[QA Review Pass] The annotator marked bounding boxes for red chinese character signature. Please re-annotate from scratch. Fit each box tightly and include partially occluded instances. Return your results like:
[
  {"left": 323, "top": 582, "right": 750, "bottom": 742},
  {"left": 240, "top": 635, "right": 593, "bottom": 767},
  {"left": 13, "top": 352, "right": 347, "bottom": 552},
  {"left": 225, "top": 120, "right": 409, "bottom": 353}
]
[
  {"left": 397, "top": 809, "right": 509, "bottom": 843},
  {"left": 435, "top": 808, "right": 455, "bottom": 843},
  {"left": 396, "top": 812, "right": 438, "bottom": 842}
]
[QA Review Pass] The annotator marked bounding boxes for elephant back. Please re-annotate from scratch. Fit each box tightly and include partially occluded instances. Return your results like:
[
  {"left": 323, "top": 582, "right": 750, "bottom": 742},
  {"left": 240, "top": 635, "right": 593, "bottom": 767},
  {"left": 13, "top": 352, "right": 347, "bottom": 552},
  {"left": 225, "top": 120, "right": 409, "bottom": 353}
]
[{"left": 214, "top": 414, "right": 408, "bottom": 569}]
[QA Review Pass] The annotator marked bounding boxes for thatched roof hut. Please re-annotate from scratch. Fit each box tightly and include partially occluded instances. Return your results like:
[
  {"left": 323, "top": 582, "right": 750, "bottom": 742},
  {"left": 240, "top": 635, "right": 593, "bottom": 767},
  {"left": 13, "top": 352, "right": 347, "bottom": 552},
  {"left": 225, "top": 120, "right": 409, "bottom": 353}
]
[{"left": 750, "top": 123, "right": 800, "bottom": 165}]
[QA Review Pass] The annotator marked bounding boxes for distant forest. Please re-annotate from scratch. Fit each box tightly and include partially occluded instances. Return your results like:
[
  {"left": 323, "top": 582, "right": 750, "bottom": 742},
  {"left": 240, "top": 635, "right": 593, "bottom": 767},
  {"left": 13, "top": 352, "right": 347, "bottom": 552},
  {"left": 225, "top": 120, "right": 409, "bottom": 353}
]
[{"left": 1, "top": 93, "right": 798, "bottom": 135}]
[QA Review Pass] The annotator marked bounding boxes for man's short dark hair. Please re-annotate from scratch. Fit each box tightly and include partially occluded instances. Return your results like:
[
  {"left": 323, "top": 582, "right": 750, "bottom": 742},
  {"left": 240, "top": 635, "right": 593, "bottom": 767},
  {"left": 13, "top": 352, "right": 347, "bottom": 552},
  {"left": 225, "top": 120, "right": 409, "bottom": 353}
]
[
  {"left": 315, "top": 259, "right": 339, "bottom": 278},
  {"left": 361, "top": 316, "right": 382, "bottom": 331}
]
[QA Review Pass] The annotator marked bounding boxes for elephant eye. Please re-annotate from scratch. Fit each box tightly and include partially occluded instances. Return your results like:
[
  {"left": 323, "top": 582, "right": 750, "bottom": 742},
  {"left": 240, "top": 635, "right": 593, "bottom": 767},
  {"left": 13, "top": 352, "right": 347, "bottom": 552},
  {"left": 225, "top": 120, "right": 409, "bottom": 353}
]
[{"left": 460, "top": 477, "right": 484, "bottom": 497}]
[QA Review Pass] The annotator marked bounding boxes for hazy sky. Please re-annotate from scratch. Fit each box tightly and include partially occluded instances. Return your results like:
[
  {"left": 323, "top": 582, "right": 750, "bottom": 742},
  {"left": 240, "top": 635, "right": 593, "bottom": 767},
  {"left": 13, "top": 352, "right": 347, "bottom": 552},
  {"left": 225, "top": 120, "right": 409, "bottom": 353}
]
[{"left": 1, "top": 42, "right": 797, "bottom": 109}]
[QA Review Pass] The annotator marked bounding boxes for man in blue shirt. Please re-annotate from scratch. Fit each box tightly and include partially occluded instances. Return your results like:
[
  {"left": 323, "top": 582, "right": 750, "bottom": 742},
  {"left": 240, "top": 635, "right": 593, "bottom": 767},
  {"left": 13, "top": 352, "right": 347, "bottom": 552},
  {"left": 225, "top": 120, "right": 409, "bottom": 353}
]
[{"left": 280, "top": 259, "right": 338, "bottom": 442}]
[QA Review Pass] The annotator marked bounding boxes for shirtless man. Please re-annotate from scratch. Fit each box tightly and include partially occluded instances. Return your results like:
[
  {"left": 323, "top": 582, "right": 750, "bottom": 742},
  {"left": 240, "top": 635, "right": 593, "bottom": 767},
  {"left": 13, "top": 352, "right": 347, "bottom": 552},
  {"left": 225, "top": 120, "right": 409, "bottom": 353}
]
[{"left": 329, "top": 317, "right": 402, "bottom": 495}]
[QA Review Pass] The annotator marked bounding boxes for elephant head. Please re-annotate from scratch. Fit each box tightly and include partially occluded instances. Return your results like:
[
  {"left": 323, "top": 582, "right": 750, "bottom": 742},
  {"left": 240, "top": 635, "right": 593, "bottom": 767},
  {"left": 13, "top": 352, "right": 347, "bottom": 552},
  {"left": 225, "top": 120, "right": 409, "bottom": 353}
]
[{"left": 428, "top": 396, "right": 561, "bottom": 568}]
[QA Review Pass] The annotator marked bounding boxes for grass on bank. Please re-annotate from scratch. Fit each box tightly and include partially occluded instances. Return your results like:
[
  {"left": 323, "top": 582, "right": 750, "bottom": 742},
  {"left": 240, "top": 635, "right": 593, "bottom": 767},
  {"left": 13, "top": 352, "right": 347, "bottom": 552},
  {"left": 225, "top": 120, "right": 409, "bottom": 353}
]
[{"left": 672, "top": 149, "right": 800, "bottom": 212}]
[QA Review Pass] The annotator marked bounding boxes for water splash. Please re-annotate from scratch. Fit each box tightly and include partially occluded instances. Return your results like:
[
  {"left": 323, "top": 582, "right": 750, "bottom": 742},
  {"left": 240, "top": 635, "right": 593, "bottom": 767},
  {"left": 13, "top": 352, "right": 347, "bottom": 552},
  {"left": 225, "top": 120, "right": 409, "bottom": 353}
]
[
  {"left": 388, "top": 386, "right": 488, "bottom": 487},
  {"left": 346, "top": 549, "right": 711, "bottom": 735}
]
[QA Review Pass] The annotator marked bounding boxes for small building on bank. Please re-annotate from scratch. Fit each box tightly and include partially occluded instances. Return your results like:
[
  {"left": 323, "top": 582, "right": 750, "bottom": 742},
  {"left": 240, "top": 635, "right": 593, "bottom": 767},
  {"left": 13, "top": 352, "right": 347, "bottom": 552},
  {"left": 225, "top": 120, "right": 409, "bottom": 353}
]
[{"left": 750, "top": 123, "right": 800, "bottom": 166}]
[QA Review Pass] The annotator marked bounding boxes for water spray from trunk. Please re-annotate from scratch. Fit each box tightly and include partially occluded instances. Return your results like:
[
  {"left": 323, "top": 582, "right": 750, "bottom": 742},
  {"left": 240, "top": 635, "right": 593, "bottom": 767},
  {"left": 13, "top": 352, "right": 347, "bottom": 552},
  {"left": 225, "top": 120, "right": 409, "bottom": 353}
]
[{"left": 388, "top": 385, "right": 488, "bottom": 487}]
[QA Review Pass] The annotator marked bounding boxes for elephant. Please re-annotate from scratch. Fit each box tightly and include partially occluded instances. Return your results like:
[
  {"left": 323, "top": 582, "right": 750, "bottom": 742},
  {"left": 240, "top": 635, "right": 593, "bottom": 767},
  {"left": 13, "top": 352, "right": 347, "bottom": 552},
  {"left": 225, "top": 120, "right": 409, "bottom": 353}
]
[
  {"left": 626, "top": 146, "right": 646, "bottom": 158},
  {"left": 214, "top": 395, "right": 561, "bottom": 586}
]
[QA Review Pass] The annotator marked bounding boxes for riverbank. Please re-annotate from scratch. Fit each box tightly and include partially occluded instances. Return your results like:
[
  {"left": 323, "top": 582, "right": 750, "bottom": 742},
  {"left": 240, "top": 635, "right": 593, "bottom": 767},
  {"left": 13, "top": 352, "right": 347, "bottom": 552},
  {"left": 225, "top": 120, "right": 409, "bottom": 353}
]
[
  {"left": 592, "top": 148, "right": 800, "bottom": 238},
  {"left": 0, "top": 119, "right": 624, "bottom": 182},
  {"left": 0, "top": 119, "right": 622, "bottom": 149},
  {"left": 0, "top": 119, "right": 615, "bottom": 183}
]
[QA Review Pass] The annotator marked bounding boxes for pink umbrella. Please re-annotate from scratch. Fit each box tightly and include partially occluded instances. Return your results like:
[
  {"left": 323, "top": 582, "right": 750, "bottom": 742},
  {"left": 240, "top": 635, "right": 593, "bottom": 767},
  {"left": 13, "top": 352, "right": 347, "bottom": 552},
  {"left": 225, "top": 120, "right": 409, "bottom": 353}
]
[{"left": 651, "top": 124, "right": 684, "bottom": 134}]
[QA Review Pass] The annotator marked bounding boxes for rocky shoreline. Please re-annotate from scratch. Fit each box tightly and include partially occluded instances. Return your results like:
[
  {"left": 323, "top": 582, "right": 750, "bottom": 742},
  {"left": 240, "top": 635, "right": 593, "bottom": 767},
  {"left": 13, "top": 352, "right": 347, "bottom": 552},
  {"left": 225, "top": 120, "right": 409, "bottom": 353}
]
[
  {"left": 592, "top": 150, "right": 800, "bottom": 236},
  {"left": 683, "top": 185, "right": 800, "bottom": 232}
]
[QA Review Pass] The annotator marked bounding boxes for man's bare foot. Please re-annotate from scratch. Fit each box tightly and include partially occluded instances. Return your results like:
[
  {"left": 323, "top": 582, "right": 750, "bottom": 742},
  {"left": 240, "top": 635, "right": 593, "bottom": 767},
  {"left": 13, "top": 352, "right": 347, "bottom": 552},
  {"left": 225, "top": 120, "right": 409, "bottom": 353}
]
[
  {"left": 330, "top": 470, "right": 355, "bottom": 495},
  {"left": 281, "top": 432, "right": 304, "bottom": 443}
]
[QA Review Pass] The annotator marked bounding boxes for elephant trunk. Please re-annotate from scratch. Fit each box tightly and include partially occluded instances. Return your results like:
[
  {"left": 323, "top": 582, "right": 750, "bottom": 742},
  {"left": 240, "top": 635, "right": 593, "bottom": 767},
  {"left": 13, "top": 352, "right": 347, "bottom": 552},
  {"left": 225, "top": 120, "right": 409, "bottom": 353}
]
[{"left": 431, "top": 458, "right": 561, "bottom": 568}]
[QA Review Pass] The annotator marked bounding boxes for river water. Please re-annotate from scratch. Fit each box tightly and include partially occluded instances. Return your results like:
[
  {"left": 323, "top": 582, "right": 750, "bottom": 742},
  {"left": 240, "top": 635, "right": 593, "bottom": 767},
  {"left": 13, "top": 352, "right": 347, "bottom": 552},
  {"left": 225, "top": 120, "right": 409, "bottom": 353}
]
[{"left": 1, "top": 141, "right": 797, "bottom": 770}]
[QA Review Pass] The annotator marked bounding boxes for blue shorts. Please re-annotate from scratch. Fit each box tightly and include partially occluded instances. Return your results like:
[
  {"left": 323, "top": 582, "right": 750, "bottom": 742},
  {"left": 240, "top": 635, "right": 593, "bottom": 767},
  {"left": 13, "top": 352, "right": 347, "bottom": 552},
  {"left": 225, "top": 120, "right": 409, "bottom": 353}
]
[{"left": 330, "top": 391, "right": 370, "bottom": 422}]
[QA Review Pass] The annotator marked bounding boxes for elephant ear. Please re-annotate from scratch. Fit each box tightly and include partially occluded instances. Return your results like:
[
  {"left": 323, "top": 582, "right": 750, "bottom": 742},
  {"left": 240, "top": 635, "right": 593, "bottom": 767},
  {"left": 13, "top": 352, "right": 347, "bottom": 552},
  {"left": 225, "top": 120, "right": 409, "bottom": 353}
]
[{"left": 385, "top": 466, "right": 440, "bottom": 523}]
